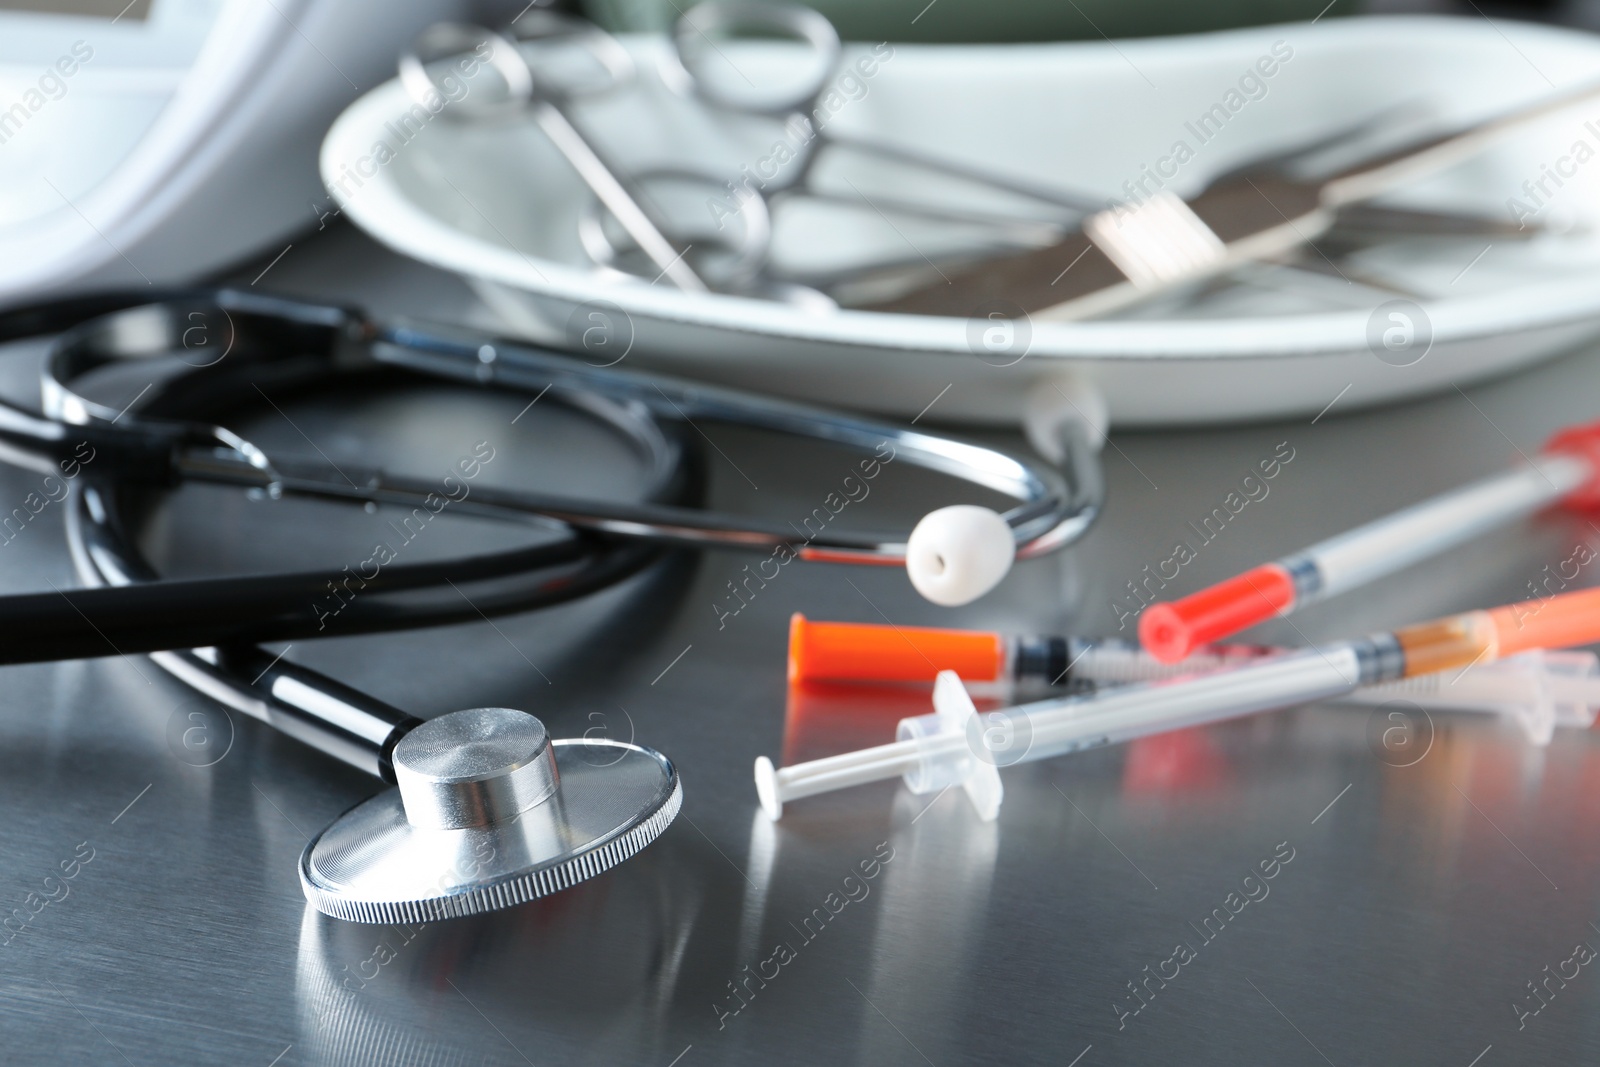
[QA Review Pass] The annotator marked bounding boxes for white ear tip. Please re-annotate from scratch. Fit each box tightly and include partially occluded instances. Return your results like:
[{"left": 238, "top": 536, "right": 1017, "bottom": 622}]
[{"left": 905, "top": 506, "right": 1015, "bottom": 606}]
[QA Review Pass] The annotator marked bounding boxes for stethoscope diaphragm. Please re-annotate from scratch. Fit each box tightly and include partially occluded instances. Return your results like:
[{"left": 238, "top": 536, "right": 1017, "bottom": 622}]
[{"left": 300, "top": 707, "right": 680, "bottom": 923}]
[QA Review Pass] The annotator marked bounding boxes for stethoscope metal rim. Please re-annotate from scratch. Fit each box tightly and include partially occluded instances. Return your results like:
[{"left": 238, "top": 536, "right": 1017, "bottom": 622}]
[{"left": 299, "top": 739, "right": 682, "bottom": 925}]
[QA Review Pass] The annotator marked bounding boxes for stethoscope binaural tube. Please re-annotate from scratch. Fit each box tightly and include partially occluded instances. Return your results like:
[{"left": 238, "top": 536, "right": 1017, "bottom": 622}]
[
  {"left": 3, "top": 285, "right": 1107, "bottom": 694},
  {"left": 0, "top": 290, "right": 1099, "bottom": 659}
]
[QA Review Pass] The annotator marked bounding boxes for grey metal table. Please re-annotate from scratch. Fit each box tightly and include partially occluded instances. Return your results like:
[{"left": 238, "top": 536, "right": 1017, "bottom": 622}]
[{"left": 2, "top": 221, "right": 1597, "bottom": 1066}]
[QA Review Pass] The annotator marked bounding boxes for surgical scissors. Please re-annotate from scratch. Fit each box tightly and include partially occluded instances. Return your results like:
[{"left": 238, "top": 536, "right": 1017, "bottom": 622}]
[
  {"left": 403, "top": 5, "right": 1099, "bottom": 298},
  {"left": 401, "top": 18, "right": 711, "bottom": 292},
  {"left": 662, "top": 2, "right": 1102, "bottom": 219},
  {"left": 403, "top": 5, "right": 1555, "bottom": 308},
  {"left": 631, "top": 3, "right": 1103, "bottom": 292}
]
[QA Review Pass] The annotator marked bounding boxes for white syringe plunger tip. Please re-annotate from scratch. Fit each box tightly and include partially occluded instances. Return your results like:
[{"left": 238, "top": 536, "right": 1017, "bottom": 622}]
[{"left": 753, "top": 756, "right": 783, "bottom": 821}]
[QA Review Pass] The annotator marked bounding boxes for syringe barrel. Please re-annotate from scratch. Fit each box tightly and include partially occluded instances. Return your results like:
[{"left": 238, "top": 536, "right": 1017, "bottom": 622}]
[
  {"left": 1009, "top": 641, "right": 1383, "bottom": 764},
  {"left": 896, "top": 712, "right": 973, "bottom": 794},
  {"left": 1070, "top": 637, "right": 1277, "bottom": 684},
  {"left": 1295, "top": 454, "right": 1587, "bottom": 602}
]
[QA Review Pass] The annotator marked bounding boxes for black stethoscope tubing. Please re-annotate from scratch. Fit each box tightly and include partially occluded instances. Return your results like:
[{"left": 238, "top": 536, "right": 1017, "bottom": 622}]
[{"left": 0, "top": 287, "right": 1098, "bottom": 782}]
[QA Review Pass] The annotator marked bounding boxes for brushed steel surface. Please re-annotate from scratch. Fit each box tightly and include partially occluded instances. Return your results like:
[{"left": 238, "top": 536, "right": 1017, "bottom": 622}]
[{"left": 1, "top": 222, "right": 1598, "bottom": 1064}]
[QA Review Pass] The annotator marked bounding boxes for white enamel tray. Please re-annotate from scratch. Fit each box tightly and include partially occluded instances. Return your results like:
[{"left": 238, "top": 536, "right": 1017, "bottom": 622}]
[{"left": 321, "top": 16, "right": 1600, "bottom": 426}]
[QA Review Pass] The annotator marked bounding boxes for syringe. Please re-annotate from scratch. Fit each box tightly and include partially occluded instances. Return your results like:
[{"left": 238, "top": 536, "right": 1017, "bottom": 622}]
[
  {"left": 785, "top": 615, "right": 1600, "bottom": 745},
  {"left": 756, "top": 585, "right": 1600, "bottom": 820},
  {"left": 1137, "top": 421, "right": 1600, "bottom": 663}
]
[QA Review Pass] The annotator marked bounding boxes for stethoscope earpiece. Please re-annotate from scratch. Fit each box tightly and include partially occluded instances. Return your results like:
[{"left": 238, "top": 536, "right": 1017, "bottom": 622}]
[
  {"left": 905, "top": 505, "right": 1017, "bottom": 607},
  {"left": 299, "top": 708, "right": 681, "bottom": 923}
]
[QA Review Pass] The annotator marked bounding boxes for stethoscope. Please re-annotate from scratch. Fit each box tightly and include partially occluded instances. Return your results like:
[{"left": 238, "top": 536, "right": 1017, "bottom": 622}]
[
  {"left": 400, "top": 4, "right": 1097, "bottom": 303},
  {"left": 0, "top": 289, "right": 1100, "bottom": 922}
]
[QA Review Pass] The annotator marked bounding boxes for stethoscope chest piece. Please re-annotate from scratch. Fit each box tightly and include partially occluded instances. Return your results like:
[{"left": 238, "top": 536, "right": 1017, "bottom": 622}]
[{"left": 299, "top": 707, "right": 681, "bottom": 923}]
